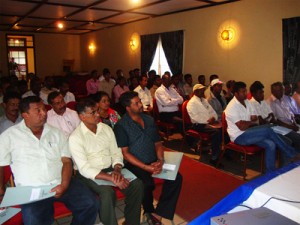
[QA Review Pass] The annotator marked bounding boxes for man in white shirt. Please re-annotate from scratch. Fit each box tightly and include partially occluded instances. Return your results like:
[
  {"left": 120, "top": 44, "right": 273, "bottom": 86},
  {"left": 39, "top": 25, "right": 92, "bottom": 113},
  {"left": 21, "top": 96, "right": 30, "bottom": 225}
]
[
  {"left": 98, "top": 68, "right": 116, "bottom": 98},
  {"left": 59, "top": 80, "right": 75, "bottom": 104},
  {"left": 40, "top": 76, "right": 58, "bottom": 104},
  {"left": 134, "top": 75, "right": 153, "bottom": 112},
  {"left": 22, "top": 77, "right": 42, "bottom": 99},
  {"left": 69, "top": 98, "right": 143, "bottom": 225},
  {"left": 292, "top": 81, "right": 300, "bottom": 109},
  {"left": 0, "top": 96, "right": 98, "bottom": 225},
  {"left": 225, "top": 82, "right": 299, "bottom": 172},
  {"left": 0, "top": 92, "right": 22, "bottom": 134},
  {"left": 187, "top": 84, "right": 222, "bottom": 166},
  {"left": 155, "top": 74, "right": 183, "bottom": 123},
  {"left": 47, "top": 91, "right": 80, "bottom": 138},
  {"left": 249, "top": 81, "right": 300, "bottom": 150}
]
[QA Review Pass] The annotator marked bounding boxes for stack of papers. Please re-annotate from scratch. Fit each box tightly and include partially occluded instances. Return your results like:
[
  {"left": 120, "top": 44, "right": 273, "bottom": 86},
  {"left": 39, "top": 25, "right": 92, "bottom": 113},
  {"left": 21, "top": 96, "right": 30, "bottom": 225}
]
[{"left": 271, "top": 125, "right": 292, "bottom": 136}]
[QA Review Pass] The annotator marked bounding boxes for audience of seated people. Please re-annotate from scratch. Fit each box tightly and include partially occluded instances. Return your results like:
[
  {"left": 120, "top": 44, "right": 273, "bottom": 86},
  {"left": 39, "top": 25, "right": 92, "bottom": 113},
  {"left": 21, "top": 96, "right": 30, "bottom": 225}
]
[
  {"left": 90, "top": 91, "right": 121, "bottom": 128},
  {"left": 47, "top": 91, "right": 80, "bottom": 138},
  {"left": 225, "top": 81, "right": 300, "bottom": 172},
  {"left": 2, "top": 67, "right": 300, "bottom": 225},
  {"left": 0, "top": 96, "right": 99, "bottom": 225},
  {"left": 134, "top": 75, "right": 153, "bottom": 113},
  {"left": 99, "top": 68, "right": 116, "bottom": 98},
  {"left": 187, "top": 84, "right": 222, "bottom": 166}
]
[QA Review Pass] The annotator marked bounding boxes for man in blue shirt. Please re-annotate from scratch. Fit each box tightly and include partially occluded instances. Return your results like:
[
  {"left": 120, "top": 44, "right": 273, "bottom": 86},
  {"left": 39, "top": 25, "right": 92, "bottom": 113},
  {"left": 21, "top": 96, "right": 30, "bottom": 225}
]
[{"left": 114, "top": 91, "right": 182, "bottom": 225}]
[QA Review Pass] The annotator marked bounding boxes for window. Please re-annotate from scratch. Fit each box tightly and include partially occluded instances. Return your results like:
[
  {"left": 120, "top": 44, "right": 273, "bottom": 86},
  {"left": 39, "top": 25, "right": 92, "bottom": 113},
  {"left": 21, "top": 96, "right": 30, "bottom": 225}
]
[{"left": 149, "top": 37, "right": 172, "bottom": 76}]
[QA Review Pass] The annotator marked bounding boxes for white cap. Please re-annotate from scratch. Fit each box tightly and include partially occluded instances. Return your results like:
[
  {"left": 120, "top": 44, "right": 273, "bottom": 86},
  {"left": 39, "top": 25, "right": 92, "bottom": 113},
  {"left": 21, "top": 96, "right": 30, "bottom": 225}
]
[
  {"left": 193, "top": 84, "right": 206, "bottom": 92},
  {"left": 210, "top": 78, "right": 223, "bottom": 87}
]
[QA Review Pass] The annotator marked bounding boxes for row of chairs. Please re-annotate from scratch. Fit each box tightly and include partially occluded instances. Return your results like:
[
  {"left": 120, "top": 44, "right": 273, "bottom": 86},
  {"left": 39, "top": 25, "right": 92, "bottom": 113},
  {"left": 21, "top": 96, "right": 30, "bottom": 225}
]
[{"left": 152, "top": 99, "right": 265, "bottom": 180}]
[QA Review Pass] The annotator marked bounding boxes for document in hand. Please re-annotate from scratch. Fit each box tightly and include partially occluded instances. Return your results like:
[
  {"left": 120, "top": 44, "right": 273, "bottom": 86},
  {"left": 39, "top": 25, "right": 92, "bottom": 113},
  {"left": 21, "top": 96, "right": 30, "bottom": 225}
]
[
  {"left": 271, "top": 125, "right": 292, "bottom": 136},
  {"left": 0, "top": 184, "right": 56, "bottom": 208},
  {"left": 93, "top": 168, "right": 137, "bottom": 186},
  {"left": 152, "top": 151, "right": 183, "bottom": 180},
  {"left": 0, "top": 207, "right": 21, "bottom": 224}
]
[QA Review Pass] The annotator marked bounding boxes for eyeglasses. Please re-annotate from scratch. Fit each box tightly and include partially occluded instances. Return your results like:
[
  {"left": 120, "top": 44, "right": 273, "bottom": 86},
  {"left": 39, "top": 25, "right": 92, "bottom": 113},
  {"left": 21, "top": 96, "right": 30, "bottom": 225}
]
[{"left": 84, "top": 110, "right": 98, "bottom": 116}]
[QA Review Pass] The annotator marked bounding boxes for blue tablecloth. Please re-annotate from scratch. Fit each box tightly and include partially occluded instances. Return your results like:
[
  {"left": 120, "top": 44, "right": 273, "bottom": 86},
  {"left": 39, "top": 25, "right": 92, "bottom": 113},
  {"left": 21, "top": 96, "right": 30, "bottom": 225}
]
[{"left": 188, "top": 161, "right": 300, "bottom": 225}]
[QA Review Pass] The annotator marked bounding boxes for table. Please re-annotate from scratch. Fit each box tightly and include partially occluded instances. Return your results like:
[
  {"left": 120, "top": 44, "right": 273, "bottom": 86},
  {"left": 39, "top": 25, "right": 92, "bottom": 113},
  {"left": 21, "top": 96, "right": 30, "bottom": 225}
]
[{"left": 189, "top": 161, "right": 300, "bottom": 225}]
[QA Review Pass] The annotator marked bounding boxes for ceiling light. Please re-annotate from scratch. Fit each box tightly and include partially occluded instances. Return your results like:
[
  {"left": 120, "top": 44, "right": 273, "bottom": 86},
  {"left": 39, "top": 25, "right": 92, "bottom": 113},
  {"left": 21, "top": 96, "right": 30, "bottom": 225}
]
[{"left": 57, "top": 22, "right": 64, "bottom": 29}]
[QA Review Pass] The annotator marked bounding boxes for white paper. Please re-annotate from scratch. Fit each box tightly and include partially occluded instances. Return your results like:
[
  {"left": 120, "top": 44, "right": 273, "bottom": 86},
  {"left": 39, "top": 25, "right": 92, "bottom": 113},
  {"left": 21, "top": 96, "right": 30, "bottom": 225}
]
[
  {"left": 30, "top": 188, "right": 41, "bottom": 201},
  {"left": 163, "top": 163, "right": 176, "bottom": 171},
  {"left": 0, "top": 207, "right": 22, "bottom": 224}
]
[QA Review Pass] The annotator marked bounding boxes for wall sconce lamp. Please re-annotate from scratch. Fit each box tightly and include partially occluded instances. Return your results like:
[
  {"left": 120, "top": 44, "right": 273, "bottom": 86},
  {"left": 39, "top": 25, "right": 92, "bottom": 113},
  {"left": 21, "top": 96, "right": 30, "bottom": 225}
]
[
  {"left": 130, "top": 39, "right": 136, "bottom": 48},
  {"left": 57, "top": 22, "right": 64, "bottom": 29},
  {"left": 88, "top": 43, "right": 96, "bottom": 54},
  {"left": 221, "top": 29, "right": 233, "bottom": 41}
]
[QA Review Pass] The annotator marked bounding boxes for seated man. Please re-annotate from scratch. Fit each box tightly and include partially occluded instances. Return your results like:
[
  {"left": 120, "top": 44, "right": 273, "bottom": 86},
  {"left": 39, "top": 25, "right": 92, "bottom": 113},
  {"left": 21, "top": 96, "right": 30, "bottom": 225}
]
[
  {"left": 155, "top": 73, "right": 183, "bottom": 123},
  {"left": 0, "top": 96, "right": 98, "bottom": 225},
  {"left": 58, "top": 80, "right": 76, "bottom": 104},
  {"left": 207, "top": 78, "right": 227, "bottom": 121},
  {"left": 114, "top": 91, "right": 182, "bottom": 225},
  {"left": 292, "top": 81, "right": 300, "bottom": 109},
  {"left": 183, "top": 73, "right": 193, "bottom": 99},
  {"left": 225, "top": 82, "right": 299, "bottom": 172},
  {"left": 249, "top": 81, "right": 300, "bottom": 152},
  {"left": 150, "top": 75, "right": 162, "bottom": 98},
  {"left": 98, "top": 68, "right": 115, "bottom": 98},
  {"left": 266, "top": 82, "right": 300, "bottom": 131},
  {"left": 40, "top": 76, "right": 58, "bottom": 104},
  {"left": 0, "top": 92, "right": 22, "bottom": 134},
  {"left": 47, "top": 91, "right": 80, "bottom": 138},
  {"left": 22, "top": 77, "right": 42, "bottom": 99},
  {"left": 69, "top": 98, "right": 143, "bottom": 225},
  {"left": 187, "top": 84, "right": 222, "bottom": 166},
  {"left": 86, "top": 70, "right": 100, "bottom": 95},
  {"left": 134, "top": 75, "right": 153, "bottom": 112}
]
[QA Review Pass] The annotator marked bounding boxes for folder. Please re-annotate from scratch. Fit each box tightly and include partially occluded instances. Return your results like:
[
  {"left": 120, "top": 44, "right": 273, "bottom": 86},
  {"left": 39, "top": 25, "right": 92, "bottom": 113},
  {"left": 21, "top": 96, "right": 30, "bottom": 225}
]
[
  {"left": 152, "top": 151, "right": 183, "bottom": 180},
  {"left": 93, "top": 168, "right": 137, "bottom": 186},
  {"left": 0, "top": 184, "right": 56, "bottom": 208},
  {"left": 0, "top": 207, "right": 21, "bottom": 225}
]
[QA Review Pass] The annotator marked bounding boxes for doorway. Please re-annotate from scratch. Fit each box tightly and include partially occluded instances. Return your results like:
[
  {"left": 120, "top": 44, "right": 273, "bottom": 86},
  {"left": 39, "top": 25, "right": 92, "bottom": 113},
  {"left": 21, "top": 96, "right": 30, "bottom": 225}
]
[{"left": 6, "top": 35, "right": 36, "bottom": 80}]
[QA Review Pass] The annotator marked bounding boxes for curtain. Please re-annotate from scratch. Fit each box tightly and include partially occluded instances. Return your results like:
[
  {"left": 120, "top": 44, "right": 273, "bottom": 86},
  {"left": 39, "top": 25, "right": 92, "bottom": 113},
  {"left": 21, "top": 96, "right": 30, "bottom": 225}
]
[
  {"left": 160, "top": 30, "right": 184, "bottom": 75},
  {"left": 283, "top": 17, "right": 300, "bottom": 85},
  {"left": 141, "top": 33, "right": 159, "bottom": 75}
]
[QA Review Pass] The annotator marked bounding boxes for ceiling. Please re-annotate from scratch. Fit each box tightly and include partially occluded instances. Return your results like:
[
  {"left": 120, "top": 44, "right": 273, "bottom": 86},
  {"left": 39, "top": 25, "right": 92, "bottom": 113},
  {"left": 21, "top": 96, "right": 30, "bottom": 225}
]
[{"left": 0, "top": 0, "right": 240, "bottom": 35}]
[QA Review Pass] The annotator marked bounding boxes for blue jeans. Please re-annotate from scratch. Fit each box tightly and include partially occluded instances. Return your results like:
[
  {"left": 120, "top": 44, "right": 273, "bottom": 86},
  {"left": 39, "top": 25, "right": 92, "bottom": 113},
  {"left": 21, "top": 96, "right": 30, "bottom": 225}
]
[
  {"left": 234, "top": 126, "right": 298, "bottom": 172},
  {"left": 21, "top": 178, "right": 99, "bottom": 225}
]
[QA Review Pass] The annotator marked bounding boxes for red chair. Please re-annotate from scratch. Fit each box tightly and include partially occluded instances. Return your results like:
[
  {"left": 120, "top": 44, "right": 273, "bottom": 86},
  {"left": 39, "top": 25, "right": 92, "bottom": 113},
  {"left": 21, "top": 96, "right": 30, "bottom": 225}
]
[
  {"left": 217, "top": 112, "right": 264, "bottom": 180},
  {"left": 2, "top": 166, "right": 72, "bottom": 224},
  {"left": 66, "top": 101, "right": 77, "bottom": 110},
  {"left": 2, "top": 166, "right": 22, "bottom": 225},
  {"left": 152, "top": 98, "right": 176, "bottom": 141},
  {"left": 181, "top": 100, "right": 212, "bottom": 159}
]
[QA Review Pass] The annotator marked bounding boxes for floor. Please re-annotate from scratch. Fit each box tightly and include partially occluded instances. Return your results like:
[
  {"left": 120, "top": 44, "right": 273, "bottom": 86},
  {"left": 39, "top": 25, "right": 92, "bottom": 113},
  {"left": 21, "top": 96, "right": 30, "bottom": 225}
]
[{"left": 53, "top": 199, "right": 187, "bottom": 225}]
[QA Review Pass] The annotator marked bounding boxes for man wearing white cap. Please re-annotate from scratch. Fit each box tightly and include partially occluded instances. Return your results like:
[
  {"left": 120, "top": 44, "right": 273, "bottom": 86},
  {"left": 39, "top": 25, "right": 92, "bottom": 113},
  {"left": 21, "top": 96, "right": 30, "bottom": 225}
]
[
  {"left": 187, "top": 84, "right": 222, "bottom": 166},
  {"left": 207, "top": 78, "right": 227, "bottom": 121}
]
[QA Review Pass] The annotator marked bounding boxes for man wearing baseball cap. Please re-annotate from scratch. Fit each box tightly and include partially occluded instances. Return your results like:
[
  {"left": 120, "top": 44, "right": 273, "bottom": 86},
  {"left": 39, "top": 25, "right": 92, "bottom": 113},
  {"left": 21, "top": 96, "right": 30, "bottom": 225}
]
[
  {"left": 207, "top": 78, "right": 227, "bottom": 121},
  {"left": 187, "top": 84, "right": 222, "bottom": 166}
]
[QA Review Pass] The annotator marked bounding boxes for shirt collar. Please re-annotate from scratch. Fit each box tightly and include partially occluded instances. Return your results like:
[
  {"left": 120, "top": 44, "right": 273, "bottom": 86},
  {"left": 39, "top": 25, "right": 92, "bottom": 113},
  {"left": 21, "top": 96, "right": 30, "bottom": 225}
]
[{"left": 79, "top": 121, "right": 103, "bottom": 135}]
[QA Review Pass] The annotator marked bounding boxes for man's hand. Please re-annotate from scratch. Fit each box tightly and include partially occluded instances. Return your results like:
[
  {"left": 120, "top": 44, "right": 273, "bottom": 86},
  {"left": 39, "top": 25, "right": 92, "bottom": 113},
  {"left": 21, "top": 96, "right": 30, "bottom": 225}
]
[
  {"left": 51, "top": 184, "right": 68, "bottom": 198},
  {"left": 112, "top": 175, "right": 129, "bottom": 190},
  {"left": 207, "top": 117, "right": 216, "bottom": 125},
  {"left": 150, "top": 160, "right": 163, "bottom": 175}
]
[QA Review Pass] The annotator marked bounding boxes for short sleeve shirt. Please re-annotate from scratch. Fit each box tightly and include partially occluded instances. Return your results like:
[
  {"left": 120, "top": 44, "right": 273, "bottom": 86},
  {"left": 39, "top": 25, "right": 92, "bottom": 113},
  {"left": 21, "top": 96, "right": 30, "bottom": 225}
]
[{"left": 114, "top": 113, "right": 161, "bottom": 164}]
